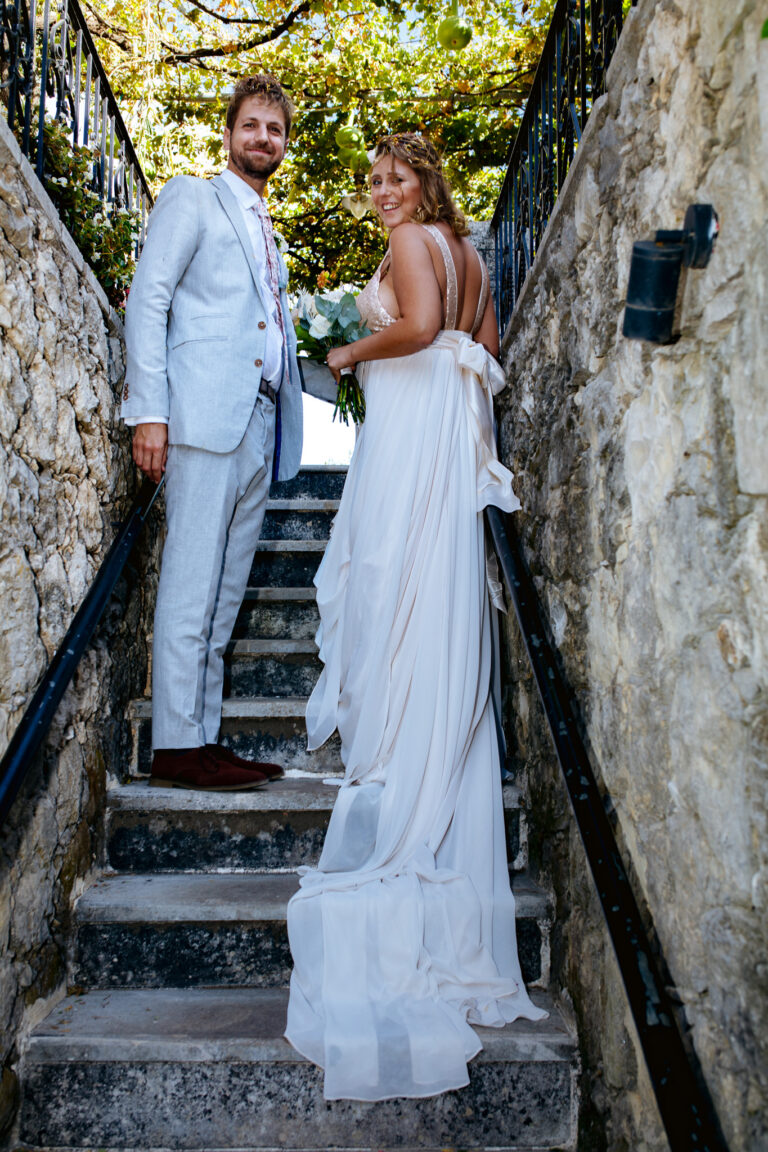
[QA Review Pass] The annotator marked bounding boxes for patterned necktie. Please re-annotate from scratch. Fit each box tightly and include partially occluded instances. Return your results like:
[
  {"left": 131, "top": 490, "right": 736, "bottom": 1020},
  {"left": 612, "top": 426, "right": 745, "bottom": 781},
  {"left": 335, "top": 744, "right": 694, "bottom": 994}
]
[{"left": 252, "top": 194, "right": 286, "bottom": 350}]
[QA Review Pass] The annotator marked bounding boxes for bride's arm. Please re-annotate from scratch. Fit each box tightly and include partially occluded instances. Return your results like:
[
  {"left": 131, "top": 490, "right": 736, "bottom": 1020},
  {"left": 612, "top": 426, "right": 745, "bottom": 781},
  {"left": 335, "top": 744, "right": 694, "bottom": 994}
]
[
  {"left": 326, "top": 224, "right": 442, "bottom": 378},
  {"left": 475, "top": 292, "right": 500, "bottom": 360}
]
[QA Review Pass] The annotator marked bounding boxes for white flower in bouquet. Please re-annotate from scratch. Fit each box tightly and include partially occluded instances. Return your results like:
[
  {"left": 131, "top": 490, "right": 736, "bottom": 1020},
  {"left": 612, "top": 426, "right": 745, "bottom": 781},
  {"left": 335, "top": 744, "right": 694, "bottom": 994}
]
[{"left": 308, "top": 312, "right": 333, "bottom": 339}]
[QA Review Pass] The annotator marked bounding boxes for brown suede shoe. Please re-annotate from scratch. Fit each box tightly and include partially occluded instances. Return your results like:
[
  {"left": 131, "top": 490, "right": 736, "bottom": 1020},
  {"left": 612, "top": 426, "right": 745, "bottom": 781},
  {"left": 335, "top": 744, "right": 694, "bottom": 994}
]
[
  {"left": 150, "top": 747, "right": 268, "bottom": 791},
  {"left": 205, "top": 743, "right": 285, "bottom": 780}
]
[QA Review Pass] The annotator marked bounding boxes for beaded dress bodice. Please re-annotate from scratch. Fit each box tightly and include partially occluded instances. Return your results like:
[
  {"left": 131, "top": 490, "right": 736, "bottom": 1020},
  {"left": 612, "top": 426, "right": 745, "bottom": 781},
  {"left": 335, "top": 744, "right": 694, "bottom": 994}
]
[{"left": 356, "top": 224, "right": 489, "bottom": 335}]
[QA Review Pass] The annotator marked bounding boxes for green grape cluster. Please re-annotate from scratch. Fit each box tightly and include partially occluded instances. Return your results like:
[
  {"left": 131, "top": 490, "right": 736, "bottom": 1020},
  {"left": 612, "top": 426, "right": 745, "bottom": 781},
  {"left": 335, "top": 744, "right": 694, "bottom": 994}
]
[
  {"left": 335, "top": 121, "right": 370, "bottom": 173},
  {"left": 437, "top": 1, "right": 473, "bottom": 51}
]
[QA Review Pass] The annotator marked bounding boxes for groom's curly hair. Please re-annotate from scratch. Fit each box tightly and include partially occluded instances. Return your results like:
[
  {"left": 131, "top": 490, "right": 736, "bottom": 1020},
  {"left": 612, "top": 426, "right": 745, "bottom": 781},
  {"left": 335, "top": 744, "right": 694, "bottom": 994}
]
[
  {"left": 226, "top": 75, "right": 295, "bottom": 136},
  {"left": 373, "top": 134, "right": 469, "bottom": 238}
]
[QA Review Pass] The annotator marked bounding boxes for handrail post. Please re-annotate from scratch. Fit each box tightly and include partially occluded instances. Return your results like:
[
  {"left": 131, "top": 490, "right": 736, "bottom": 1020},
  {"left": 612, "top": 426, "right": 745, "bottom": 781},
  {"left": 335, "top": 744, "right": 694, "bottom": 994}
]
[{"left": 35, "top": 0, "right": 50, "bottom": 179}]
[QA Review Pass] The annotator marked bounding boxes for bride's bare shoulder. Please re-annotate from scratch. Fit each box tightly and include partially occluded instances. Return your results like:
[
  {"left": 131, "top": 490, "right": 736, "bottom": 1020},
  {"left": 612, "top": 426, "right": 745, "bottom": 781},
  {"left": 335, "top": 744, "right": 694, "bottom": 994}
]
[
  {"left": 389, "top": 222, "right": 432, "bottom": 251},
  {"left": 389, "top": 224, "right": 441, "bottom": 281}
]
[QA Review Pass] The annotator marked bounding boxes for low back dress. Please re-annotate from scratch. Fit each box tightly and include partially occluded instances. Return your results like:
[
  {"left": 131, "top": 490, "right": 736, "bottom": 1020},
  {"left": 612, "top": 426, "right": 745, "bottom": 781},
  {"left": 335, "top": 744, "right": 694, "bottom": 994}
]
[{"left": 285, "top": 224, "right": 547, "bottom": 1102}]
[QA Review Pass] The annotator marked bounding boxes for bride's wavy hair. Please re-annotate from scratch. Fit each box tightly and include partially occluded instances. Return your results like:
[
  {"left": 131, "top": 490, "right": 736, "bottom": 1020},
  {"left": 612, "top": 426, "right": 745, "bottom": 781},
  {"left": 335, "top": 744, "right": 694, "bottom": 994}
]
[{"left": 372, "top": 134, "right": 470, "bottom": 238}]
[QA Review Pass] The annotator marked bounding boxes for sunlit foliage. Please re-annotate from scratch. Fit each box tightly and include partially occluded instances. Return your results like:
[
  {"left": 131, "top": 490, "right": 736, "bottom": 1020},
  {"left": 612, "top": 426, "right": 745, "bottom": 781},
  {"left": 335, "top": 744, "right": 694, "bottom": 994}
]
[{"left": 87, "top": 0, "right": 555, "bottom": 286}]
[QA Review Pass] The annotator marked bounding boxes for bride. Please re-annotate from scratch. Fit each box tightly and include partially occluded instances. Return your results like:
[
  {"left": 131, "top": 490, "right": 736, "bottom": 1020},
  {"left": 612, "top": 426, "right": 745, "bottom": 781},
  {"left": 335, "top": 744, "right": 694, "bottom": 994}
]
[{"left": 285, "top": 133, "right": 547, "bottom": 1102}]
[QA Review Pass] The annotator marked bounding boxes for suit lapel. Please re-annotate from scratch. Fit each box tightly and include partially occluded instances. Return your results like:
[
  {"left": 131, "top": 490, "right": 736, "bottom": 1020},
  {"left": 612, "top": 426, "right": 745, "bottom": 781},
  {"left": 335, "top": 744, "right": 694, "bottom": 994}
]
[{"left": 211, "top": 174, "right": 269, "bottom": 310}]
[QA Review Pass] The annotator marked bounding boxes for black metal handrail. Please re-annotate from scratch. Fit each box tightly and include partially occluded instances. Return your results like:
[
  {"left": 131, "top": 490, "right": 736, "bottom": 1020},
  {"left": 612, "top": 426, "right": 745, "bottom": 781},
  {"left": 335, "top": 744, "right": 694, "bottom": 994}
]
[
  {"left": 491, "top": 0, "right": 636, "bottom": 333},
  {"left": 485, "top": 505, "right": 728, "bottom": 1152},
  {"left": 1, "top": 0, "right": 152, "bottom": 238},
  {"left": 0, "top": 478, "right": 162, "bottom": 831}
]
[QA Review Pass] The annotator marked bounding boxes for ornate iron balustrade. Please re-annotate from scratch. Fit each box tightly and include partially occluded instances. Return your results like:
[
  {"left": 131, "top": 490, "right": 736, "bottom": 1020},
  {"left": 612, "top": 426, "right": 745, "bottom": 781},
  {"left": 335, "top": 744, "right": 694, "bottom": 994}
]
[
  {"left": 491, "top": 0, "right": 635, "bottom": 333},
  {"left": 1, "top": 0, "right": 152, "bottom": 240}
]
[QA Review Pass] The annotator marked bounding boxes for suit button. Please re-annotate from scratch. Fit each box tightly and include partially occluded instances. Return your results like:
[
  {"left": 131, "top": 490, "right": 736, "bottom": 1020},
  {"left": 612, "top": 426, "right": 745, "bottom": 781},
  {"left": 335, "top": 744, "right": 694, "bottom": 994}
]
[
  {"left": 254, "top": 358, "right": 263, "bottom": 368},
  {"left": 258, "top": 321, "right": 266, "bottom": 330}
]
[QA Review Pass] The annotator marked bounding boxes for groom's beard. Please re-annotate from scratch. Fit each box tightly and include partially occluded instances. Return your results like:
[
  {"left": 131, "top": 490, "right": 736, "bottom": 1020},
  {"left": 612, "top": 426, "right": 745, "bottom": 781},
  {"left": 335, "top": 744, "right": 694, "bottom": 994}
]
[{"left": 230, "top": 142, "right": 283, "bottom": 181}]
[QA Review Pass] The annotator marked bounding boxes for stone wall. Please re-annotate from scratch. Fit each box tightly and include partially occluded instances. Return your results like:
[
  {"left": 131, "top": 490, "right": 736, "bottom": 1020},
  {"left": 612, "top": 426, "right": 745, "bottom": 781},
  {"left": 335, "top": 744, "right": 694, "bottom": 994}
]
[
  {"left": 495, "top": 1, "right": 768, "bottom": 1149},
  {"left": 0, "top": 118, "right": 158, "bottom": 1135}
]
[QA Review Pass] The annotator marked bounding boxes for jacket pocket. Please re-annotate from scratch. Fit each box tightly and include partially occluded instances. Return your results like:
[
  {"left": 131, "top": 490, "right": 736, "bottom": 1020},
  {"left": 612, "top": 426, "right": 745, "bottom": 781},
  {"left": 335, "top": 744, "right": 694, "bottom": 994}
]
[{"left": 169, "top": 314, "right": 232, "bottom": 348}]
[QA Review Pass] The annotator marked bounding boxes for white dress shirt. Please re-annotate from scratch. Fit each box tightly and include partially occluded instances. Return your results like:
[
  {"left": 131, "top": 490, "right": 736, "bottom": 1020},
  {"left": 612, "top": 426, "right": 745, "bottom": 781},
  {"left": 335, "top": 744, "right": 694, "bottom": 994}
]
[{"left": 126, "top": 167, "right": 283, "bottom": 427}]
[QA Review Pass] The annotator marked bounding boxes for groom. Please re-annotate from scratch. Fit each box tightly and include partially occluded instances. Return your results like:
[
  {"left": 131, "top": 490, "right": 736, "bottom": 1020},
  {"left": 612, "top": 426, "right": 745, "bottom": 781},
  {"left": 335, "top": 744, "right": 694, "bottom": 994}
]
[{"left": 122, "top": 75, "right": 303, "bottom": 789}]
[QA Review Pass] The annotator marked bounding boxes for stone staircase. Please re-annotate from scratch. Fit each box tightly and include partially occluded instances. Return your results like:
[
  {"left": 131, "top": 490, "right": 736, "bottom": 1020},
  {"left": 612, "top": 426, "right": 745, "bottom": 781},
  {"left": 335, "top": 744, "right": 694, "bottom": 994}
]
[{"left": 17, "top": 465, "right": 579, "bottom": 1151}]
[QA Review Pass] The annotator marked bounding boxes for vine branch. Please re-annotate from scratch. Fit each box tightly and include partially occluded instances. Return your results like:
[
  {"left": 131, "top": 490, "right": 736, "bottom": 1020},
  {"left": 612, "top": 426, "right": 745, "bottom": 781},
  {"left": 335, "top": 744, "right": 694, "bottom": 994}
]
[{"left": 161, "top": 1, "right": 311, "bottom": 64}]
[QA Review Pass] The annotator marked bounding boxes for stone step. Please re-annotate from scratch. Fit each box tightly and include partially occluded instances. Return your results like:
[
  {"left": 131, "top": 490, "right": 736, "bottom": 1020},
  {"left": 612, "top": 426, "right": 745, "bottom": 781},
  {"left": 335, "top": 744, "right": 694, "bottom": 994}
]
[
  {"left": 232, "top": 587, "right": 319, "bottom": 642},
  {"left": 106, "top": 777, "right": 528, "bottom": 877},
  {"left": 249, "top": 540, "right": 326, "bottom": 588},
  {"left": 226, "top": 639, "right": 321, "bottom": 698},
  {"left": 145, "top": 637, "right": 322, "bottom": 699},
  {"left": 72, "top": 873, "right": 550, "bottom": 992},
  {"left": 269, "top": 463, "right": 347, "bottom": 502},
  {"left": 130, "top": 696, "right": 341, "bottom": 777},
  {"left": 107, "top": 776, "right": 335, "bottom": 874},
  {"left": 20, "top": 988, "right": 577, "bottom": 1151},
  {"left": 261, "top": 500, "right": 338, "bottom": 542}
]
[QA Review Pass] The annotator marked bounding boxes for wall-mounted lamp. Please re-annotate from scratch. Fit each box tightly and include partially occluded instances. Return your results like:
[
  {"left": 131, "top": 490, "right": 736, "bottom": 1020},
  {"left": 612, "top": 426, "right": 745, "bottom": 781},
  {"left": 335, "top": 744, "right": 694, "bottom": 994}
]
[{"left": 622, "top": 204, "right": 719, "bottom": 344}]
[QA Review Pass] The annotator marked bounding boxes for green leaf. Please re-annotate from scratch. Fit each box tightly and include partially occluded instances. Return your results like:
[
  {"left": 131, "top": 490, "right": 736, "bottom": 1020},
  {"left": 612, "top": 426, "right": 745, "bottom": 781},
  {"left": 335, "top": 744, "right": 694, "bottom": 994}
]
[
  {"left": 338, "top": 292, "right": 361, "bottom": 326},
  {"left": 762, "top": 18, "right": 768, "bottom": 37},
  {"left": 314, "top": 294, "right": 339, "bottom": 319}
]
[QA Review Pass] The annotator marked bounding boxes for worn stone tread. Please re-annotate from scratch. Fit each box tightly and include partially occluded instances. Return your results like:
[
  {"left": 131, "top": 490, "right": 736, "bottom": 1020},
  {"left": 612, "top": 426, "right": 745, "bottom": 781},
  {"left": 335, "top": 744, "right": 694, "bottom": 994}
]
[
  {"left": 265, "top": 498, "right": 340, "bottom": 512},
  {"left": 280, "top": 464, "right": 349, "bottom": 473},
  {"left": 12, "top": 1146, "right": 572, "bottom": 1151},
  {"left": 230, "top": 638, "right": 319, "bottom": 656},
  {"left": 131, "top": 696, "right": 315, "bottom": 720},
  {"left": 108, "top": 777, "right": 343, "bottom": 812},
  {"left": 107, "top": 777, "right": 524, "bottom": 814},
  {"left": 76, "top": 872, "right": 550, "bottom": 925},
  {"left": 252, "top": 540, "right": 327, "bottom": 553},
  {"left": 26, "top": 987, "right": 572, "bottom": 1064},
  {"left": 145, "top": 637, "right": 320, "bottom": 659},
  {"left": 242, "top": 588, "right": 317, "bottom": 602}
]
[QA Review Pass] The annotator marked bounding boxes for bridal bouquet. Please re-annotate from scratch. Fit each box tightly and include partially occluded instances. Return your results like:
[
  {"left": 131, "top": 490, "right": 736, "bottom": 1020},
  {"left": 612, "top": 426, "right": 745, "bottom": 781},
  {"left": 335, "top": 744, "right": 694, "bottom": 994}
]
[{"left": 293, "top": 288, "right": 369, "bottom": 424}]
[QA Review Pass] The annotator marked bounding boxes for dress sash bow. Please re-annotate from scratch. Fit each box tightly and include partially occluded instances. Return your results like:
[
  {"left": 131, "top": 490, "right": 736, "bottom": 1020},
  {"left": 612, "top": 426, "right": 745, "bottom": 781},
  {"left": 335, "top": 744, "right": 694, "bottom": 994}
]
[{"left": 432, "top": 331, "right": 521, "bottom": 516}]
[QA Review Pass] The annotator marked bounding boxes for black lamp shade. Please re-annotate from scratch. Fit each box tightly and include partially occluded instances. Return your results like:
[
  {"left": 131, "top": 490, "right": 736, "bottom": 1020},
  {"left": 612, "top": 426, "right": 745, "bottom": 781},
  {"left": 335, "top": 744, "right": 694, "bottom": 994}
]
[{"left": 622, "top": 240, "right": 684, "bottom": 344}]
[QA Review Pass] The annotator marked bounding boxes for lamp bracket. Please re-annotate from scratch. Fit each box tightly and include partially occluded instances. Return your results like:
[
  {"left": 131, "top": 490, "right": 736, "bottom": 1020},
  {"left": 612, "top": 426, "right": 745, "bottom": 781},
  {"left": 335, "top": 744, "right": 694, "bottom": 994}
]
[{"left": 654, "top": 203, "right": 719, "bottom": 269}]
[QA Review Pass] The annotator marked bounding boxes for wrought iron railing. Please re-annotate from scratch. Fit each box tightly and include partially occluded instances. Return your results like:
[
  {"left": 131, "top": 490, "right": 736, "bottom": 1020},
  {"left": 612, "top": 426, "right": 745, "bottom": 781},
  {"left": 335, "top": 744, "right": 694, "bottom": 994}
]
[
  {"left": 485, "top": 505, "right": 728, "bottom": 1152},
  {"left": 491, "top": 0, "right": 636, "bottom": 333},
  {"left": 0, "top": 478, "right": 162, "bottom": 831},
  {"left": 0, "top": 0, "right": 152, "bottom": 238}
]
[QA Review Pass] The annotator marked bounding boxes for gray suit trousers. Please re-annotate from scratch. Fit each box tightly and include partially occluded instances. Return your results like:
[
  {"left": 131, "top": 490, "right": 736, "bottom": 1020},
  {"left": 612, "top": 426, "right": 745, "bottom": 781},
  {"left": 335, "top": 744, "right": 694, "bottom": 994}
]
[{"left": 152, "top": 393, "right": 276, "bottom": 750}]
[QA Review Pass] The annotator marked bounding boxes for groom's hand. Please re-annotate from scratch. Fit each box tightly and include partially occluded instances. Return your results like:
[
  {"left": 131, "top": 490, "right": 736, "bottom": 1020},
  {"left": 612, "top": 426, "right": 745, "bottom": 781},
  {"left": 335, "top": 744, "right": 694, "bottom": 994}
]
[{"left": 132, "top": 423, "right": 168, "bottom": 484}]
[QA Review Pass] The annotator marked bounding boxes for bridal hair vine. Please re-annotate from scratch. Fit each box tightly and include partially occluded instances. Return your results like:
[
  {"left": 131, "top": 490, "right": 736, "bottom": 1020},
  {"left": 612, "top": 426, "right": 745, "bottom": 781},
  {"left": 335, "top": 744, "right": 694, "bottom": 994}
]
[
  {"left": 373, "top": 131, "right": 470, "bottom": 238},
  {"left": 374, "top": 133, "right": 444, "bottom": 174}
]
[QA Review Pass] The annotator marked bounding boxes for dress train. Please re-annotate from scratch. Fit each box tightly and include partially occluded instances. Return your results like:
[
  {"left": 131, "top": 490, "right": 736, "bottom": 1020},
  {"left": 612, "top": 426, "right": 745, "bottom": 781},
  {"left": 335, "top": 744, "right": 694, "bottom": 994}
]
[{"left": 285, "top": 329, "right": 547, "bottom": 1101}]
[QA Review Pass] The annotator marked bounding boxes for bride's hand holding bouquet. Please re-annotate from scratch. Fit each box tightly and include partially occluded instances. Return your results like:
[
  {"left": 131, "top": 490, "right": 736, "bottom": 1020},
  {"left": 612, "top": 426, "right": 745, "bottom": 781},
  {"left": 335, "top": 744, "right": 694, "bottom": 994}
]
[
  {"left": 293, "top": 288, "right": 369, "bottom": 425},
  {"left": 326, "top": 344, "right": 357, "bottom": 376}
]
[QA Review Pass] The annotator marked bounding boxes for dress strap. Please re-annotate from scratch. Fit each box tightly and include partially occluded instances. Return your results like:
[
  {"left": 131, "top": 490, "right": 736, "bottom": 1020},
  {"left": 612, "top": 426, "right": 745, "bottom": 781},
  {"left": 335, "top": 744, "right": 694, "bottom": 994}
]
[
  {"left": 423, "top": 223, "right": 458, "bottom": 330},
  {"left": 471, "top": 248, "right": 490, "bottom": 336}
]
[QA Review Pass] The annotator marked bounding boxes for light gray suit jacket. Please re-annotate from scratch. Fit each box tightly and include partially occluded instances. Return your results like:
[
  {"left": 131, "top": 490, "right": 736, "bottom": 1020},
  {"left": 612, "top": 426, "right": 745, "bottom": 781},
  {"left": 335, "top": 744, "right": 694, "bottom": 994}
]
[{"left": 122, "top": 173, "right": 302, "bottom": 480}]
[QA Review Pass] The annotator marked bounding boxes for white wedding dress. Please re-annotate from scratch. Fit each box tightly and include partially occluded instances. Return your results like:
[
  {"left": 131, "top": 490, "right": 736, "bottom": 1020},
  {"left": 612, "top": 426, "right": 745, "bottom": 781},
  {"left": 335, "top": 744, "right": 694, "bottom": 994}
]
[{"left": 285, "top": 225, "right": 547, "bottom": 1101}]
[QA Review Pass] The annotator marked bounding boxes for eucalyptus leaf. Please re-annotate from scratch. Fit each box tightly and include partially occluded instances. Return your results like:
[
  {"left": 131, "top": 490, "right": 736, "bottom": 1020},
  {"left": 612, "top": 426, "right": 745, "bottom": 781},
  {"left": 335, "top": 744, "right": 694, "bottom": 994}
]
[{"left": 314, "top": 294, "right": 339, "bottom": 319}]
